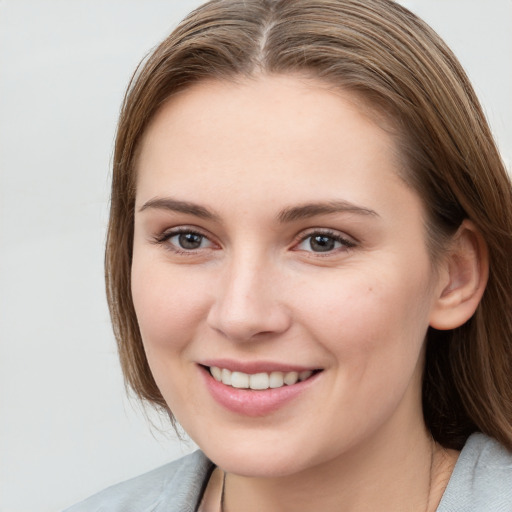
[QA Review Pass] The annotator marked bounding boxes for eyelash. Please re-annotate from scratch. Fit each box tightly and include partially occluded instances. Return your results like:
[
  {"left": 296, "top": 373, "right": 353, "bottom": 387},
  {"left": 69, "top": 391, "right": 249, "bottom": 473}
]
[
  {"left": 293, "top": 229, "right": 356, "bottom": 255},
  {"left": 151, "top": 227, "right": 214, "bottom": 255},
  {"left": 151, "top": 227, "right": 356, "bottom": 255}
]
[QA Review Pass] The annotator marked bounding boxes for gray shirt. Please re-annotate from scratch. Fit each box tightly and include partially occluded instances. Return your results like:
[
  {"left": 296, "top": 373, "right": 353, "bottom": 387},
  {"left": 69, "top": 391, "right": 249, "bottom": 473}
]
[{"left": 64, "top": 433, "right": 512, "bottom": 512}]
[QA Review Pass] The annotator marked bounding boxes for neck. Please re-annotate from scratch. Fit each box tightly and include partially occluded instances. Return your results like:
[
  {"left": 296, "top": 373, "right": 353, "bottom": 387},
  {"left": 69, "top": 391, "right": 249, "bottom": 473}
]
[{"left": 222, "top": 421, "right": 458, "bottom": 512}]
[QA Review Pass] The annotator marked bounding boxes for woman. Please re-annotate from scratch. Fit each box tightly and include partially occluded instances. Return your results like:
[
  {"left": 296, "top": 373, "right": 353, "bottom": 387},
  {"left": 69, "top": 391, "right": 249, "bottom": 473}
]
[{"left": 66, "top": 0, "right": 512, "bottom": 510}]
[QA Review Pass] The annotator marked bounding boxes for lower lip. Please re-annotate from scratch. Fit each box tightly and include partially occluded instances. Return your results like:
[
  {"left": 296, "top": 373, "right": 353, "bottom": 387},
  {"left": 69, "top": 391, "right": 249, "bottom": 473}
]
[{"left": 199, "top": 366, "right": 321, "bottom": 417}]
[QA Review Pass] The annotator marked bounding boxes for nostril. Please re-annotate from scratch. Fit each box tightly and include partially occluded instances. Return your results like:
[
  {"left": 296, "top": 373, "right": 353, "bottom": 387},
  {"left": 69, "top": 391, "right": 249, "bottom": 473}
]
[{"left": 206, "top": 306, "right": 291, "bottom": 342}]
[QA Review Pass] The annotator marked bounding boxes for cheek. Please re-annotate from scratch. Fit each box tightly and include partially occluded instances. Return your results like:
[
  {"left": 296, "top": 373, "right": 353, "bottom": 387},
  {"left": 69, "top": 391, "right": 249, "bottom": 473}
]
[
  {"left": 293, "top": 266, "right": 433, "bottom": 372},
  {"left": 293, "top": 270, "right": 432, "bottom": 434},
  {"left": 130, "top": 259, "right": 213, "bottom": 412},
  {"left": 131, "top": 258, "right": 211, "bottom": 353}
]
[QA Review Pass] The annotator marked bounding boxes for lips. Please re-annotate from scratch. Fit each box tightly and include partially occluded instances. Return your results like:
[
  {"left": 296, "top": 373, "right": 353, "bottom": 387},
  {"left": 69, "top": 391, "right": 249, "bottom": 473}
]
[{"left": 199, "top": 361, "right": 322, "bottom": 416}]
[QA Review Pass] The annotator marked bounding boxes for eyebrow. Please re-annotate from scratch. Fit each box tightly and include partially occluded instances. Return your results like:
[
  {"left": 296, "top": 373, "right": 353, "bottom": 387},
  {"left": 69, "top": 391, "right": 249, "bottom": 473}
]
[
  {"left": 138, "top": 197, "right": 220, "bottom": 221},
  {"left": 138, "top": 197, "right": 378, "bottom": 223},
  {"left": 277, "top": 200, "right": 379, "bottom": 223}
]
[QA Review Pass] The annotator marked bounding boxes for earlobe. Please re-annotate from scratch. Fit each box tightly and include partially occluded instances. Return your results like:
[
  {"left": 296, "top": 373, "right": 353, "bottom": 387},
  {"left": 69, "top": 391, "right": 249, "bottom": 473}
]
[{"left": 429, "top": 220, "right": 489, "bottom": 330}]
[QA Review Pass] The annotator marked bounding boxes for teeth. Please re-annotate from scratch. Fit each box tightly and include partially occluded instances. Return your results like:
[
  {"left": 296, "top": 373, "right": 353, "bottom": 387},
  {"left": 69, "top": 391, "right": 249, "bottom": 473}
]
[
  {"left": 209, "top": 367, "right": 315, "bottom": 390},
  {"left": 210, "top": 366, "right": 222, "bottom": 381},
  {"left": 283, "top": 371, "right": 298, "bottom": 385},
  {"left": 269, "top": 371, "right": 284, "bottom": 388},
  {"left": 231, "top": 371, "right": 249, "bottom": 388},
  {"left": 250, "top": 372, "right": 269, "bottom": 390},
  {"left": 221, "top": 368, "right": 232, "bottom": 385},
  {"left": 299, "top": 370, "right": 313, "bottom": 381}
]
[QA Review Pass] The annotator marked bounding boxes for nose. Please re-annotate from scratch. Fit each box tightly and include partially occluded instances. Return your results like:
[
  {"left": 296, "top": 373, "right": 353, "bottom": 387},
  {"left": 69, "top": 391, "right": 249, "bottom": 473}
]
[{"left": 206, "top": 252, "right": 292, "bottom": 342}]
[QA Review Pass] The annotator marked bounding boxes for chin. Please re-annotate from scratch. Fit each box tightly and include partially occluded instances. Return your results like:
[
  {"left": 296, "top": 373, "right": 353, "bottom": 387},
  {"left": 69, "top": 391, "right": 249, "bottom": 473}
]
[
  {"left": 192, "top": 428, "right": 327, "bottom": 478},
  {"left": 209, "top": 449, "right": 311, "bottom": 478}
]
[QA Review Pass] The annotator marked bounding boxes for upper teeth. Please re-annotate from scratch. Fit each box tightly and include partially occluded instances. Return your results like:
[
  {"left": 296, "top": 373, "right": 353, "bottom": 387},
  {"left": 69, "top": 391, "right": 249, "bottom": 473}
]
[{"left": 209, "top": 367, "right": 313, "bottom": 390}]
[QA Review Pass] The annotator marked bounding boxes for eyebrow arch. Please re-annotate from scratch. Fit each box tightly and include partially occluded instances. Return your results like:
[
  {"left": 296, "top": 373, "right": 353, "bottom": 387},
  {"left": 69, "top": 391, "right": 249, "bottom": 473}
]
[
  {"left": 277, "top": 200, "right": 379, "bottom": 223},
  {"left": 138, "top": 197, "right": 220, "bottom": 221}
]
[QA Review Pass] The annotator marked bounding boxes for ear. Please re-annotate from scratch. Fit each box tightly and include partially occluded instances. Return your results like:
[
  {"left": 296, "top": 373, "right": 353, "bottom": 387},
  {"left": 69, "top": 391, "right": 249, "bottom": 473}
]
[{"left": 429, "top": 220, "right": 489, "bottom": 330}]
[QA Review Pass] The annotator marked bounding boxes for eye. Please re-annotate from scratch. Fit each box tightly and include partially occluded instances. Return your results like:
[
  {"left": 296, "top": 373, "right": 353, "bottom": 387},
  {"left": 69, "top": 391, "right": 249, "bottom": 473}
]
[
  {"left": 153, "top": 228, "right": 215, "bottom": 253},
  {"left": 295, "top": 231, "right": 355, "bottom": 253},
  {"left": 170, "top": 232, "right": 209, "bottom": 250}
]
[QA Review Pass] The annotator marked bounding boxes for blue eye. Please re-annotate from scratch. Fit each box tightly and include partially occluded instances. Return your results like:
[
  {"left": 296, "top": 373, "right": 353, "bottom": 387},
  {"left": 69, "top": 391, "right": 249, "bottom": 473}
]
[{"left": 296, "top": 232, "right": 354, "bottom": 253}]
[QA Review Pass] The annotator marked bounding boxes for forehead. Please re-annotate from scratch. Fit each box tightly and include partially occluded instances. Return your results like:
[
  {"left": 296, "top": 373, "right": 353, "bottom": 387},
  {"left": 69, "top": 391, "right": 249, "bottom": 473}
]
[{"left": 136, "top": 74, "right": 405, "bottom": 197}]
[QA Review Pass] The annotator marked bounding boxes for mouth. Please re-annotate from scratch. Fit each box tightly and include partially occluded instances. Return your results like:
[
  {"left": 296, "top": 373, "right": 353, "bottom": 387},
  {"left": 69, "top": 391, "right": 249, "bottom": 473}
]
[
  {"left": 198, "top": 361, "right": 324, "bottom": 416},
  {"left": 207, "top": 366, "right": 320, "bottom": 390}
]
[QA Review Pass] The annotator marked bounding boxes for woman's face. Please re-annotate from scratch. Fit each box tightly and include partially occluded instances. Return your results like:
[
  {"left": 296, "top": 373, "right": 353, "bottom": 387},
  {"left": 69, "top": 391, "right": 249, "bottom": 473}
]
[{"left": 132, "top": 75, "right": 444, "bottom": 477}]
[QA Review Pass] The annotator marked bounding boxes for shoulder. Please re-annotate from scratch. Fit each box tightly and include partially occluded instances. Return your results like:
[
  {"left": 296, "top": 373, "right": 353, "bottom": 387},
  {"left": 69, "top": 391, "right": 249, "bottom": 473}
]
[
  {"left": 63, "top": 450, "right": 214, "bottom": 512},
  {"left": 437, "top": 432, "right": 512, "bottom": 511}
]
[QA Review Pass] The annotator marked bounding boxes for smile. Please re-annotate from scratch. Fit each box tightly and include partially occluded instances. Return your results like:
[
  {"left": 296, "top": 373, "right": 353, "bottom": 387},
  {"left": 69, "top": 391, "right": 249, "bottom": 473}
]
[
  {"left": 209, "top": 366, "right": 315, "bottom": 390},
  {"left": 200, "top": 363, "right": 323, "bottom": 416}
]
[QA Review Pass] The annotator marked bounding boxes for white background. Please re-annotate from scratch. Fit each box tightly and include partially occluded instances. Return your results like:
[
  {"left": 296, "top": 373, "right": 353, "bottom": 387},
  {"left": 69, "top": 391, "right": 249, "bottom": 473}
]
[{"left": 0, "top": 1, "right": 510, "bottom": 511}]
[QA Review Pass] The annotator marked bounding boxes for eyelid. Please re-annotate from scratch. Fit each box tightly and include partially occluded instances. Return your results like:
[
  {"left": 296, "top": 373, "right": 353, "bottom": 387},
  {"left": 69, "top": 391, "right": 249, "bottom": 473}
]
[
  {"left": 151, "top": 225, "right": 218, "bottom": 253},
  {"left": 150, "top": 225, "right": 356, "bottom": 255},
  {"left": 292, "top": 228, "right": 357, "bottom": 253},
  {"left": 152, "top": 225, "right": 200, "bottom": 242}
]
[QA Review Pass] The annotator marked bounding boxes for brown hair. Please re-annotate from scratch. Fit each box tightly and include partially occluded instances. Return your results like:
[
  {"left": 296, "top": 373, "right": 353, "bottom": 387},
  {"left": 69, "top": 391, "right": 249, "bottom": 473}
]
[{"left": 106, "top": 0, "right": 512, "bottom": 449}]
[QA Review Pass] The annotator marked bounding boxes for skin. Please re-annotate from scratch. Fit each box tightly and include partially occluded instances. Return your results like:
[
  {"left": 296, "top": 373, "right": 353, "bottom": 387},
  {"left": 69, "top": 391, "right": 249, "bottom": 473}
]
[{"left": 131, "top": 75, "right": 464, "bottom": 511}]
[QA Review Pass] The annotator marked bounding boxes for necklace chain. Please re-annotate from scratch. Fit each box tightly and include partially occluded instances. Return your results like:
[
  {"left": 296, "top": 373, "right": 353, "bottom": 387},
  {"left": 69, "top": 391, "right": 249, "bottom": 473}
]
[
  {"left": 220, "top": 471, "right": 226, "bottom": 512},
  {"left": 424, "top": 437, "right": 436, "bottom": 512}
]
